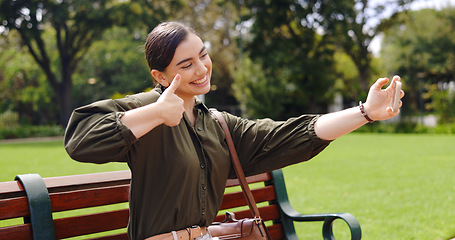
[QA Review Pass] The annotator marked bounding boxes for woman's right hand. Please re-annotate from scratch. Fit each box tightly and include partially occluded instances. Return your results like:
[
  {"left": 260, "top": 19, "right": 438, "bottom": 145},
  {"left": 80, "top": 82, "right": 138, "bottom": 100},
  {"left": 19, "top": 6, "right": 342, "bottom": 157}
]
[{"left": 156, "top": 74, "right": 185, "bottom": 127}]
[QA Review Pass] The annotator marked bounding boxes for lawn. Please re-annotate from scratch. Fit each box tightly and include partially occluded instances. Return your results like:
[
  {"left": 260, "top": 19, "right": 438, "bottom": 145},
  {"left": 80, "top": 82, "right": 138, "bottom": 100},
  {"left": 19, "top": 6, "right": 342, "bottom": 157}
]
[
  {"left": 0, "top": 138, "right": 128, "bottom": 181},
  {"left": 1, "top": 133, "right": 454, "bottom": 240},
  {"left": 283, "top": 133, "right": 455, "bottom": 240}
]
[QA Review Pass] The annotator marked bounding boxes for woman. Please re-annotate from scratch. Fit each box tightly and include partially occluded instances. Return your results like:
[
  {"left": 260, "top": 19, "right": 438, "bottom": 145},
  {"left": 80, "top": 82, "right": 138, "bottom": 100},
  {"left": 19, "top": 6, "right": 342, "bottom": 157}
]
[{"left": 64, "top": 21, "right": 404, "bottom": 240}]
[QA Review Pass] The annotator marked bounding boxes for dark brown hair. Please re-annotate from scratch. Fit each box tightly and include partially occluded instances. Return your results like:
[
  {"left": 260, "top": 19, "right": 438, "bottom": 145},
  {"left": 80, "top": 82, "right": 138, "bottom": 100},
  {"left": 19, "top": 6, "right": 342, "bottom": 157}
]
[{"left": 145, "top": 22, "right": 197, "bottom": 73}]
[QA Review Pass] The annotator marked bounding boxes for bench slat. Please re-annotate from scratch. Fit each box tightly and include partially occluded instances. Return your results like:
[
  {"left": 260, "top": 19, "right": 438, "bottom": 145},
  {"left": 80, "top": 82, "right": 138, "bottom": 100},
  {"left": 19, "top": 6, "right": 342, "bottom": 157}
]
[
  {"left": 219, "top": 185, "right": 276, "bottom": 210},
  {"left": 0, "top": 223, "right": 33, "bottom": 240},
  {"left": 54, "top": 209, "right": 129, "bottom": 239},
  {"left": 0, "top": 196, "right": 29, "bottom": 220},
  {"left": 87, "top": 233, "right": 128, "bottom": 240},
  {"left": 214, "top": 204, "right": 280, "bottom": 222},
  {"left": 50, "top": 184, "right": 129, "bottom": 212},
  {"left": 225, "top": 173, "right": 271, "bottom": 187},
  {"left": 44, "top": 171, "right": 131, "bottom": 193},
  {"left": 87, "top": 232, "right": 129, "bottom": 240},
  {"left": 0, "top": 181, "right": 25, "bottom": 199},
  {"left": 268, "top": 223, "right": 285, "bottom": 240}
]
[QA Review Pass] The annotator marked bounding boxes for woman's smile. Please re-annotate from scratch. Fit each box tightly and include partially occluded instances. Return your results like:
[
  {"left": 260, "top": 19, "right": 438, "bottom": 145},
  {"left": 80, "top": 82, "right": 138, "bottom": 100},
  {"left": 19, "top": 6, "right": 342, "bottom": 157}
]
[{"left": 191, "top": 75, "right": 209, "bottom": 86}]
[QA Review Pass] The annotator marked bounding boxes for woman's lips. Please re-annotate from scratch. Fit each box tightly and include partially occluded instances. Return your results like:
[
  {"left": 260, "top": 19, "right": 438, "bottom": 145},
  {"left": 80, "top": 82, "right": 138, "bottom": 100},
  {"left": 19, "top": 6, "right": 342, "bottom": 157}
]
[{"left": 192, "top": 75, "right": 208, "bottom": 85}]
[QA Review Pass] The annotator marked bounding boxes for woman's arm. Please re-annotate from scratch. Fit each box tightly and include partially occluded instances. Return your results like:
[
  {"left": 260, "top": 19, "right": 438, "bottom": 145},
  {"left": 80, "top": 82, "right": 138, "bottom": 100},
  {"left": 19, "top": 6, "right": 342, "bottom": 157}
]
[
  {"left": 315, "top": 76, "right": 404, "bottom": 140},
  {"left": 120, "top": 74, "right": 185, "bottom": 138}
]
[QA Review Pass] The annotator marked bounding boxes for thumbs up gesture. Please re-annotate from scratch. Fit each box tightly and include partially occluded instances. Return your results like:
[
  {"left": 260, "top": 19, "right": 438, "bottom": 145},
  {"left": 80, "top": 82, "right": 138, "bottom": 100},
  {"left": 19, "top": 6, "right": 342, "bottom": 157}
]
[{"left": 157, "top": 74, "right": 185, "bottom": 127}]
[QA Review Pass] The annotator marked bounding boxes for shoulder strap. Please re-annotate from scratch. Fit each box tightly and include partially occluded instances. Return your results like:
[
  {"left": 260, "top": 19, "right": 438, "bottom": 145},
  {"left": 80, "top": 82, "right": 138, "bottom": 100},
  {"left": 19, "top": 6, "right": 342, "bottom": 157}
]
[{"left": 209, "top": 109, "right": 262, "bottom": 219}]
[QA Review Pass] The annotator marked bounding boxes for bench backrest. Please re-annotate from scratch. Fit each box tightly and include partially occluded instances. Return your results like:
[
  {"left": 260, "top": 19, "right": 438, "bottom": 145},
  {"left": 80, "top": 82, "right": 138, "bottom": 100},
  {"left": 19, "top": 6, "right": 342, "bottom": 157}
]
[
  {"left": 0, "top": 170, "right": 287, "bottom": 240},
  {"left": 0, "top": 171, "right": 131, "bottom": 240}
]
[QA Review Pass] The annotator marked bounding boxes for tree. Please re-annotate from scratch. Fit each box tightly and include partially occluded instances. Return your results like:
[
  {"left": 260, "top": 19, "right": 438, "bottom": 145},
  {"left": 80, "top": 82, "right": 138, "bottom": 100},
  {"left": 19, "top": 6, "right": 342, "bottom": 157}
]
[
  {"left": 233, "top": 0, "right": 339, "bottom": 119},
  {"left": 0, "top": 31, "right": 57, "bottom": 125},
  {"left": 232, "top": 56, "right": 288, "bottom": 119},
  {"left": 72, "top": 26, "right": 151, "bottom": 107},
  {"left": 316, "top": 0, "right": 414, "bottom": 95},
  {"left": 0, "top": 0, "right": 174, "bottom": 126},
  {"left": 230, "top": 0, "right": 416, "bottom": 119},
  {"left": 381, "top": 7, "right": 455, "bottom": 119}
]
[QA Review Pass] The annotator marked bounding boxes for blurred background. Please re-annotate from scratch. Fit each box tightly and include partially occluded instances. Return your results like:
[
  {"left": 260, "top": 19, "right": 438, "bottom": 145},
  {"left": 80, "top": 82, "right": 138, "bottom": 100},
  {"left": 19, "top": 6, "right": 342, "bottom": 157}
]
[
  {"left": 1, "top": 1, "right": 455, "bottom": 239},
  {"left": 1, "top": 0, "right": 455, "bottom": 138}
]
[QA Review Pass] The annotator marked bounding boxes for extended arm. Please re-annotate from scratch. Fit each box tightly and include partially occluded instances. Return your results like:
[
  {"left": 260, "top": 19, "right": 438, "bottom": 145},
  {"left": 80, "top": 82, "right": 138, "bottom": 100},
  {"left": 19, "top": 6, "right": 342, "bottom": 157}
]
[{"left": 315, "top": 76, "right": 404, "bottom": 140}]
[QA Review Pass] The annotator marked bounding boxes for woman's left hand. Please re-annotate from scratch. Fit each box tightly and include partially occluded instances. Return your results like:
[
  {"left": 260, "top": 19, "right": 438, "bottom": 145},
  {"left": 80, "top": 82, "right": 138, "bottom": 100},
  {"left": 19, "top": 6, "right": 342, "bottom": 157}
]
[{"left": 363, "top": 75, "right": 405, "bottom": 121}]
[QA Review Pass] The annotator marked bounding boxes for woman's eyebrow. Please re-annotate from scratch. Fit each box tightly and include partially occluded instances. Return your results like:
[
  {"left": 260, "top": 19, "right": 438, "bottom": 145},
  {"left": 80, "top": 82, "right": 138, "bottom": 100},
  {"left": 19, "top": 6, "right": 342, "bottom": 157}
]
[{"left": 176, "top": 46, "right": 207, "bottom": 66}]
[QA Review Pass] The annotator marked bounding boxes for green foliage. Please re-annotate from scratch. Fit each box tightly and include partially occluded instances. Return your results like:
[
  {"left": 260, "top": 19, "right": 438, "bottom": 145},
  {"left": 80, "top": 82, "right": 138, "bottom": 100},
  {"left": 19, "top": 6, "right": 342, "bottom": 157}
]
[
  {"left": 0, "top": 0, "right": 171, "bottom": 126},
  {"left": 354, "top": 120, "right": 455, "bottom": 134},
  {"left": 381, "top": 8, "right": 455, "bottom": 118},
  {"left": 232, "top": 56, "right": 286, "bottom": 119},
  {"left": 234, "top": 0, "right": 412, "bottom": 119},
  {"left": 317, "top": 0, "right": 412, "bottom": 93},
  {"left": 433, "top": 123, "right": 455, "bottom": 134},
  {"left": 0, "top": 32, "right": 58, "bottom": 125},
  {"left": 354, "top": 121, "right": 427, "bottom": 134},
  {"left": 0, "top": 125, "right": 64, "bottom": 140},
  {"left": 72, "top": 26, "right": 151, "bottom": 107},
  {"left": 333, "top": 50, "right": 362, "bottom": 100},
  {"left": 0, "top": 110, "right": 19, "bottom": 128},
  {"left": 423, "top": 83, "right": 455, "bottom": 124},
  {"left": 237, "top": 1, "right": 337, "bottom": 119}
]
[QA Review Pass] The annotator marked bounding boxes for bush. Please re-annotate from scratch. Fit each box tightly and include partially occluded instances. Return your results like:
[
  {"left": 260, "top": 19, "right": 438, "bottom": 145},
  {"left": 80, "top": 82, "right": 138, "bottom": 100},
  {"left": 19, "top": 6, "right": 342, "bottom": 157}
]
[
  {"left": 433, "top": 123, "right": 455, "bottom": 134},
  {"left": 0, "top": 125, "right": 64, "bottom": 139},
  {"left": 354, "top": 121, "right": 455, "bottom": 134},
  {"left": 0, "top": 110, "right": 19, "bottom": 128}
]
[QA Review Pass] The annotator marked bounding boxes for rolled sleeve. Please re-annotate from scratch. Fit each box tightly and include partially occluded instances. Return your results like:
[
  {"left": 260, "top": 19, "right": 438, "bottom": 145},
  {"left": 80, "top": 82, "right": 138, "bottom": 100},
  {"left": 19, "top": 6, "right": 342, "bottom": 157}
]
[
  {"left": 65, "top": 110, "right": 135, "bottom": 163},
  {"left": 65, "top": 90, "right": 161, "bottom": 164},
  {"left": 116, "top": 112, "right": 138, "bottom": 146}
]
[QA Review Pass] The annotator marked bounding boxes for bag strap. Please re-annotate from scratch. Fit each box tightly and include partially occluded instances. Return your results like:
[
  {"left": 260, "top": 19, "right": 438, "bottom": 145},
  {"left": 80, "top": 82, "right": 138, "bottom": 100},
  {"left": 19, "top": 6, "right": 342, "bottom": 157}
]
[{"left": 209, "top": 109, "right": 262, "bottom": 219}]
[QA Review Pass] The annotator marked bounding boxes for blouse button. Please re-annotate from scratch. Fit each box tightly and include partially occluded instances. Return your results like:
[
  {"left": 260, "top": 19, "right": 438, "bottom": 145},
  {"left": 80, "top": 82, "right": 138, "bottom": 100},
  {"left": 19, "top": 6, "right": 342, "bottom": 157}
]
[{"left": 197, "top": 126, "right": 203, "bottom": 131}]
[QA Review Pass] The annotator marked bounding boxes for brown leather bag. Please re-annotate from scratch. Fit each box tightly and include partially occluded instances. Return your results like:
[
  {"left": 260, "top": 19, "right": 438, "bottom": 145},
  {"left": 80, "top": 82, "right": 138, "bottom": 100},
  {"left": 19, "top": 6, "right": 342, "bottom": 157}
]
[
  {"left": 209, "top": 110, "right": 271, "bottom": 240},
  {"left": 208, "top": 212, "right": 269, "bottom": 239}
]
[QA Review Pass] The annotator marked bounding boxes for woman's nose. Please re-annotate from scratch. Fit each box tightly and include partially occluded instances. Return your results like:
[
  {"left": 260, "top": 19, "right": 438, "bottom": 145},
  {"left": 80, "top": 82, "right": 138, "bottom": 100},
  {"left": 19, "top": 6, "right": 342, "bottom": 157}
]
[{"left": 195, "top": 60, "right": 208, "bottom": 75}]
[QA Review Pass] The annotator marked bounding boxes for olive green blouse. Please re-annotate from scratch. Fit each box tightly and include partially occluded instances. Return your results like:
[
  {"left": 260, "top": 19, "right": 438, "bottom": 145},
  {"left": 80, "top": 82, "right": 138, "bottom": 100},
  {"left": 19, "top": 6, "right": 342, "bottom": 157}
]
[{"left": 64, "top": 86, "right": 331, "bottom": 240}]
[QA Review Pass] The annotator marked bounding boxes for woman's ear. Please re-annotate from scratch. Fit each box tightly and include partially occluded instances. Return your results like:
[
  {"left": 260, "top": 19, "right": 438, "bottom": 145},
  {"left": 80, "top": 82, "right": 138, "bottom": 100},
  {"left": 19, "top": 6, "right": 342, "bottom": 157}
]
[{"left": 151, "top": 70, "right": 169, "bottom": 87}]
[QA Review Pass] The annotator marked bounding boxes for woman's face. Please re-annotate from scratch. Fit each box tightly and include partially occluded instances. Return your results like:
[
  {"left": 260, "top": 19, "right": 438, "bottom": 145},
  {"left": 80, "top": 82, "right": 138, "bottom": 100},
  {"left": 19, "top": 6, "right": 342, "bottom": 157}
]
[{"left": 154, "top": 33, "right": 212, "bottom": 101}]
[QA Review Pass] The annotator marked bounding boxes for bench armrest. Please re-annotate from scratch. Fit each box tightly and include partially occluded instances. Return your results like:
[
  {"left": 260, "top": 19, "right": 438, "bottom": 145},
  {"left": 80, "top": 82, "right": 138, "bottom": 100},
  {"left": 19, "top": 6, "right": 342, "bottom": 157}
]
[
  {"left": 281, "top": 201, "right": 361, "bottom": 240},
  {"left": 270, "top": 169, "right": 362, "bottom": 240}
]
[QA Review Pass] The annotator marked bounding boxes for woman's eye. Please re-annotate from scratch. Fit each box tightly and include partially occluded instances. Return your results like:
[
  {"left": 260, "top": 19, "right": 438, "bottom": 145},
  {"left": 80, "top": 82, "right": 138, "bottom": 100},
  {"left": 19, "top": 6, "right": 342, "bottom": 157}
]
[
  {"left": 182, "top": 63, "right": 192, "bottom": 69},
  {"left": 201, "top": 52, "right": 208, "bottom": 58}
]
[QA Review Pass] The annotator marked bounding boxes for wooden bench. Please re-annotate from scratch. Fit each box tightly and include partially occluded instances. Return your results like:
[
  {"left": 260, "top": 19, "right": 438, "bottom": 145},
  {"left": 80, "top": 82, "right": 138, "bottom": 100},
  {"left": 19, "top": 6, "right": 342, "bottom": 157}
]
[{"left": 0, "top": 169, "right": 361, "bottom": 240}]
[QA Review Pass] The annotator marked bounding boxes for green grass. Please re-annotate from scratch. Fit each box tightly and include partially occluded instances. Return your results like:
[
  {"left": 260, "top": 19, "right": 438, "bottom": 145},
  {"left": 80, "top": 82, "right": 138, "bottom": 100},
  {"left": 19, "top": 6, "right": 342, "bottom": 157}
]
[
  {"left": 283, "top": 133, "right": 455, "bottom": 240},
  {"left": 1, "top": 134, "right": 454, "bottom": 239},
  {"left": 0, "top": 137, "right": 130, "bottom": 239},
  {"left": 0, "top": 138, "right": 128, "bottom": 181}
]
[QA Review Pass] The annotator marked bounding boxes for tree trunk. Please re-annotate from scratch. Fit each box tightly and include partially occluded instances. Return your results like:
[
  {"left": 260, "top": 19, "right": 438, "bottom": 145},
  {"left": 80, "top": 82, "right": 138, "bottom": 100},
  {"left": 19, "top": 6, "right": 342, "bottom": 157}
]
[
  {"left": 55, "top": 79, "right": 72, "bottom": 127},
  {"left": 358, "top": 65, "right": 370, "bottom": 93},
  {"left": 58, "top": 60, "right": 73, "bottom": 127}
]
